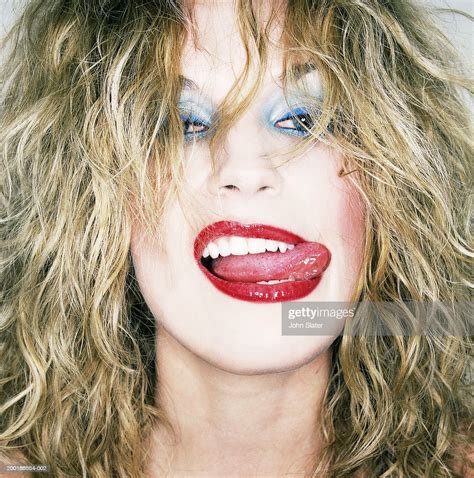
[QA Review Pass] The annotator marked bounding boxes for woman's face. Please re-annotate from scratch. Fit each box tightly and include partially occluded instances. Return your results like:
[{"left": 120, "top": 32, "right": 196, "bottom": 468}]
[{"left": 130, "top": 1, "right": 365, "bottom": 374}]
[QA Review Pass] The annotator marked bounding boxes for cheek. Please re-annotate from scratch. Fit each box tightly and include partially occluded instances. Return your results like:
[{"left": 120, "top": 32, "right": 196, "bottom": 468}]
[
  {"left": 295, "top": 147, "right": 365, "bottom": 241},
  {"left": 337, "top": 179, "right": 366, "bottom": 252},
  {"left": 336, "top": 161, "right": 367, "bottom": 266},
  {"left": 341, "top": 160, "right": 365, "bottom": 238},
  {"left": 289, "top": 146, "right": 366, "bottom": 286}
]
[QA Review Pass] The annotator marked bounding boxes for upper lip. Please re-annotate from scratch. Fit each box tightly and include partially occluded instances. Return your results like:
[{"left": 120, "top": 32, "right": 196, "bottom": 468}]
[{"left": 193, "top": 220, "right": 308, "bottom": 259}]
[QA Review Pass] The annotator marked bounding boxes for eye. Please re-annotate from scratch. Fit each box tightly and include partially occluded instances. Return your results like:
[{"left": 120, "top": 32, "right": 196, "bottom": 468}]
[
  {"left": 273, "top": 107, "right": 315, "bottom": 137},
  {"left": 181, "top": 113, "right": 209, "bottom": 140}
]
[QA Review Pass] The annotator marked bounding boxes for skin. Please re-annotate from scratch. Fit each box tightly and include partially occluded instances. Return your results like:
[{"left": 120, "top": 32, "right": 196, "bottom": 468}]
[{"left": 130, "top": 1, "right": 366, "bottom": 475}]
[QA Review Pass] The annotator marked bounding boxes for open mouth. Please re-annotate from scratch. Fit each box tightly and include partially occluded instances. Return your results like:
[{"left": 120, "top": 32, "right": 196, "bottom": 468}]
[{"left": 194, "top": 221, "right": 331, "bottom": 303}]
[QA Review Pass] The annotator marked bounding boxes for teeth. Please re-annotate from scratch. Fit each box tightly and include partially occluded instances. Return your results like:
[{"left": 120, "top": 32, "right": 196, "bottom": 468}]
[
  {"left": 229, "top": 236, "right": 248, "bottom": 255},
  {"left": 256, "top": 278, "right": 293, "bottom": 284},
  {"left": 201, "top": 236, "right": 296, "bottom": 258},
  {"left": 248, "top": 238, "right": 267, "bottom": 254},
  {"left": 265, "top": 240, "right": 279, "bottom": 252},
  {"left": 215, "top": 237, "right": 231, "bottom": 257},
  {"left": 208, "top": 241, "right": 219, "bottom": 259}
]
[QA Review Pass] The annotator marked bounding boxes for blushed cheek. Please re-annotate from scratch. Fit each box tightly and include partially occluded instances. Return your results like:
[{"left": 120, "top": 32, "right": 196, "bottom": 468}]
[
  {"left": 339, "top": 182, "right": 366, "bottom": 275},
  {"left": 326, "top": 148, "right": 366, "bottom": 264},
  {"left": 129, "top": 218, "right": 142, "bottom": 256},
  {"left": 311, "top": 147, "right": 365, "bottom": 263}
]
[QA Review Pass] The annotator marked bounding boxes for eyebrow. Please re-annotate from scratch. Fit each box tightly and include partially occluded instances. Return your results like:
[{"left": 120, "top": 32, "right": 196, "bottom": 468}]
[
  {"left": 284, "top": 62, "right": 317, "bottom": 82},
  {"left": 180, "top": 76, "right": 200, "bottom": 90},
  {"left": 178, "top": 62, "right": 317, "bottom": 91}
]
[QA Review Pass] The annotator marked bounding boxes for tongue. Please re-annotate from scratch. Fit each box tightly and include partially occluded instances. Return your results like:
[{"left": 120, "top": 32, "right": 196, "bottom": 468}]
[{"left": 210, "top": 242, "right": 330, "bottom": 283}]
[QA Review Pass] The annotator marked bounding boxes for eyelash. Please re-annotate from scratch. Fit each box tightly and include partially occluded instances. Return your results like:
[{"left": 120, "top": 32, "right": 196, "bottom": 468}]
[
  {"left": 181, "top": 113, "right": 210, "bottom": 141},
  {"left": 180, "top": 107, "right": 328, "bottom": 141},
  {"left": 272, "top": 107, "right": 316, "bottom": 137}
]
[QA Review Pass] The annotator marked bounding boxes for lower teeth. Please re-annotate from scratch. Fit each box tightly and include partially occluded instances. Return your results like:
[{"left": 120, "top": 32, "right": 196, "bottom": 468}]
[{"left": 256, "top": 278, "right": 294, "bottom": 285}]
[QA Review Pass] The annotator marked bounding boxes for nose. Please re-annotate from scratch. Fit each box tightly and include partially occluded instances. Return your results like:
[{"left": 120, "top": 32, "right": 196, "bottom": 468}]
[
  {"left": 207, "top": 124, "right": 283, "bottom": 199},
  {"left": 213, "top": 165, "right": 281, "bottom": 198}
]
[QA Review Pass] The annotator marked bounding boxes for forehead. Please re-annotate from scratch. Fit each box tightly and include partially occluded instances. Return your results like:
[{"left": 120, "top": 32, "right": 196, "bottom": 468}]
[{"left": 180, "top": 1, "right": 288, "bottom": 104}]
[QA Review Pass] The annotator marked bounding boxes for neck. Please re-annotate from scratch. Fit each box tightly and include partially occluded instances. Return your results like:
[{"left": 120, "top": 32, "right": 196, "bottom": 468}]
[{"left": 145, "top": 328, "right": 331, "bottom": 477}]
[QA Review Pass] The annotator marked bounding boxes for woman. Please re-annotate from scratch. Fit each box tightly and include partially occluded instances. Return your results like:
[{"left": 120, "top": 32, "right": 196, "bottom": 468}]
[{"left": 1, "top": 0, "right": 472, "bottom": 476}]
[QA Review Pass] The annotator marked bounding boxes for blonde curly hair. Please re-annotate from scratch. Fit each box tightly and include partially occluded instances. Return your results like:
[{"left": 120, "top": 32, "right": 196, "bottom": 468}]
[{"left": 1, "top": 0, "right": 472, "bottom": 476}]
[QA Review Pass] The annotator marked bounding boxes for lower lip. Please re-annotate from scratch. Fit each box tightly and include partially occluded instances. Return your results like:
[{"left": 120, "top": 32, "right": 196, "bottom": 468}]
[
  {"left": 194, "top": 222, "right": 328, "bottom": 303},
  {"left": 197, "top": 269, "right": 323, "bottom": 302}
]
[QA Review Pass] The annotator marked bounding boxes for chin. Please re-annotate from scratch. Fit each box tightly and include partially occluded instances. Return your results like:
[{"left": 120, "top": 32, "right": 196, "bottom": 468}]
[
  {"left": 155, "top": 293, "right": 342, "bottom": 376},
  {"left": 198, "top": 336, "right": 337, "bottom": 376}
]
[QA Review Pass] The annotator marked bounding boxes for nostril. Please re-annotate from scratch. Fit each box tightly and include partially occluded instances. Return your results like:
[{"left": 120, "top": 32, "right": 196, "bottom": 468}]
[
  {"left": 224, "top": 185, "right": 239, "bottom": 191},
  {"left": 258, "top": 186, "right": 271, "bottom": 192}
]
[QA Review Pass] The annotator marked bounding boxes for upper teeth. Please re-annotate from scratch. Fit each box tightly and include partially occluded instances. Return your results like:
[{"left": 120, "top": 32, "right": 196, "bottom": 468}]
[{"left": 202, "top": 236, "right": 295, "bottom": 259}]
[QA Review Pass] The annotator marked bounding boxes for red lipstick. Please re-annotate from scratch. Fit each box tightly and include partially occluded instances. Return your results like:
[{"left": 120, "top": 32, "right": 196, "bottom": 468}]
[{"left": 194, "top": 221, "right": 331, "bottom": 303}]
